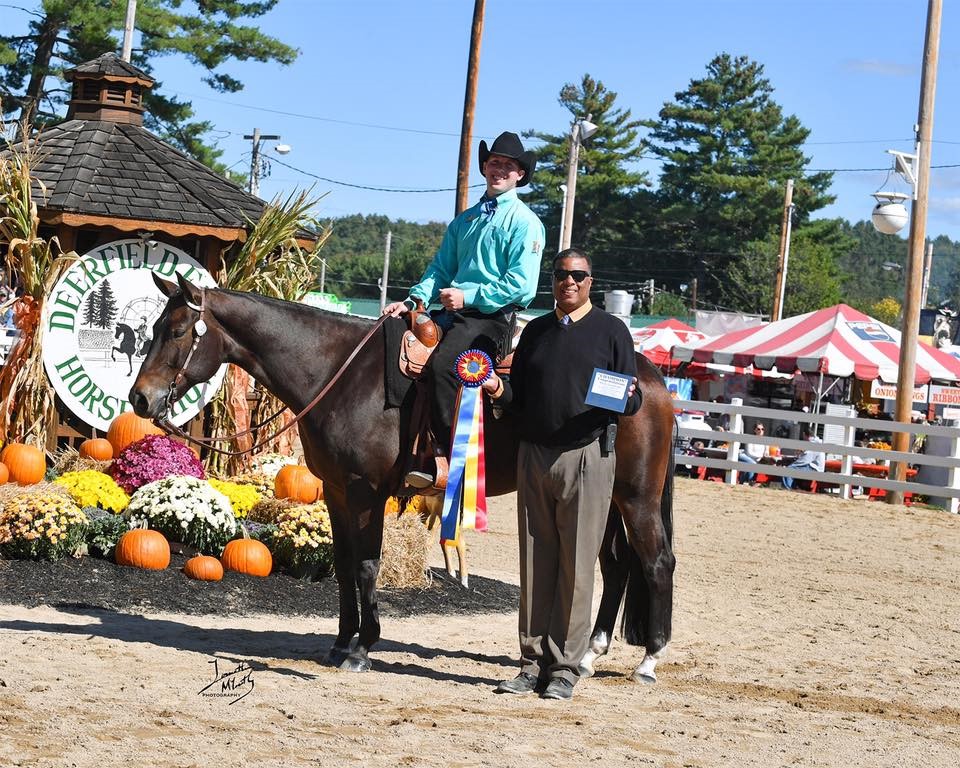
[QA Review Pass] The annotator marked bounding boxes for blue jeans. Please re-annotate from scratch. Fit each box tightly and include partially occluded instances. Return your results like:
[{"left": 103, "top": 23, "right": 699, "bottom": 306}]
[{"left": 739, "top": 452, "right": 758, "bottom": 482}]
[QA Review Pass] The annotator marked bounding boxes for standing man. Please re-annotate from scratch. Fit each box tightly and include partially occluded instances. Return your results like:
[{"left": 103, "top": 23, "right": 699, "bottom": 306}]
[
  {"left": 382, "top": 132, "right": 544, "bottom": 488},
  {"left": 481, "top": 248, "right": 641, "bottom": 701}
]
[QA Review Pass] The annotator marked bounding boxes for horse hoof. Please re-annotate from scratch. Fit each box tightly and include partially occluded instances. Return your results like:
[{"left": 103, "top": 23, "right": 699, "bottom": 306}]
[
  {"left": 630, "top": 654, "right": 658, "bottom": 684},
  {"left": 578, "top": 649, "right": 599, "bottom": 678},
  {"left": 459, "top": 576, "right": 469, "bottom": 589},
  {"left": 324, "top": 647, "right": 350, "bottom": 667},
  {"left": 338, "top": 655, "right": 371, "bottom": 673}
]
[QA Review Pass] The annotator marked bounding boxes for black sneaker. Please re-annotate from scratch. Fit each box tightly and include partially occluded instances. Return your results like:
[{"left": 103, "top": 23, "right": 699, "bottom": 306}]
[
  {"left": 404, "top": 470, "right": 435, "bottom": 489},
  {"left": 495, "top": 672, "right": 538, "bottom": 695},
  {"left": 540, "top": 677, "right": 574, "bottom": 700}
]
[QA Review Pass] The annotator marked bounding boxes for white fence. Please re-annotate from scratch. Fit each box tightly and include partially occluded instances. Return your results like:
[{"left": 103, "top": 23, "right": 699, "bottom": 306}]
[{"left": 674, "top": 398, "right": 960, "bottom": 513}]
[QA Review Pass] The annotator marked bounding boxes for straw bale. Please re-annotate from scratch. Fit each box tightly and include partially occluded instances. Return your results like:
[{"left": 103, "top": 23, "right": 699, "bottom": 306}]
[
  {"left": 378, "top": 508, "right": 431, "bottom": 589},
  {"left": 0, "top": 480, "right": 72, "bottom": 505},
  {"left": 51, "top": 446, "right": 111, "bottom": 476}
]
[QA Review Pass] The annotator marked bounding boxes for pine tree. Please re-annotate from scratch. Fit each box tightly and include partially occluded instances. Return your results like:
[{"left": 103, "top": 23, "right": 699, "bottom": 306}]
[
  {"left": 82, "top": 292, "right": 99, "bottom": 327},
  {"left": 645, "top": 54, "right": 835, "bottom": 303},
  {"left": 523, "top": 74, "right": 649, "bottom": 259},
  {"left": 0, "top": 1, "right": 297, "bottom": 176},
  {"left": 96, "top": 280, "right": 118, "bottom": 329}
]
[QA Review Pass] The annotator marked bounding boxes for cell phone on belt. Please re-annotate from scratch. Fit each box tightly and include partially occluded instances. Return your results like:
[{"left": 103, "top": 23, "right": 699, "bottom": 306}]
[{"left": 601, "top": 422, "right": 618, "bottom": 456}]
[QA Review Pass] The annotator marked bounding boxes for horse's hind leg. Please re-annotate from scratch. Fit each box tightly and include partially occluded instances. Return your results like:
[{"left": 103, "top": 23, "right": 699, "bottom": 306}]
[
  {"left": 323, "top": 504, "right": 360, "bottom": 667},
  {"left": 620, "top": 493, "right": 675, "bottom": 684},
  {"left": 580, "top": 506, "right": 629, "bottom": 677}
]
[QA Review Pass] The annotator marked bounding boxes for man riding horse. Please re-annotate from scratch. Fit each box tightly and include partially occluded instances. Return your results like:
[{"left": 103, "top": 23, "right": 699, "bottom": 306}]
[{"left": 382, "top": 131, "right": 545, "bottom": 490}]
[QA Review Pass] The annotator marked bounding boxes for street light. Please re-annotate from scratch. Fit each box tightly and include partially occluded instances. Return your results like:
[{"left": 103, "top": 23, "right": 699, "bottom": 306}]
[
  {"left": 559, "top": 116, "right": 598, "bottom": 252},
  {"left": 243, "top": 127, "right": 288, "bottom": 197}
]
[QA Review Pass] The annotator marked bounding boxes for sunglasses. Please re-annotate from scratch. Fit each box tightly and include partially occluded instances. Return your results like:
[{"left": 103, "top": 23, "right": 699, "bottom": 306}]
[{"left": 553, "top": 269, "right": 591, "bottom": 283}]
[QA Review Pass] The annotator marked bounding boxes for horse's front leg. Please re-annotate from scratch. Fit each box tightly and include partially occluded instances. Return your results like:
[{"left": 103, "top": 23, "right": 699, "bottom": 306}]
[
  {"left": 339, "top": 486, "right": 386, "bottom": 673},
  {"left": 323, "top": 504, "right": 359, "bottom": 668},
  {"left": 580, "top": 505, "right": 629, "bottom": 677}
]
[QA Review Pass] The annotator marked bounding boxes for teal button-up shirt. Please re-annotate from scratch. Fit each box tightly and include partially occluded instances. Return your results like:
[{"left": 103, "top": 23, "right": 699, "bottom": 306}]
[{"left": 409, "top": 188, "right": 545, "bottom": 314}]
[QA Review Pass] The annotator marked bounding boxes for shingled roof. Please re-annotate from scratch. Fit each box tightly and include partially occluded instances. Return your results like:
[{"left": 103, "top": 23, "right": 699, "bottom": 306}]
[
  {"left": 28, "top": 118, "right": 266, "bottom": 236},
  {"left": 65, "top": 52, "right": 153, "bottom": 83}
]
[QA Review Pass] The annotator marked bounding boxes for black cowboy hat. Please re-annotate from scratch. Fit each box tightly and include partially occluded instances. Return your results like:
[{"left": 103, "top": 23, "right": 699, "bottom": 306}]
[{"left": 478, "top": 131, "right": 536, "bottom": 187}]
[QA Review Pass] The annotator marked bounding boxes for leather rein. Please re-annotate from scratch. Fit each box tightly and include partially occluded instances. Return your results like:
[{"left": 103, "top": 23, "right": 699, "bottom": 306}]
[{"left": 155, "top": 289, "right": 389, "bottom": 456}]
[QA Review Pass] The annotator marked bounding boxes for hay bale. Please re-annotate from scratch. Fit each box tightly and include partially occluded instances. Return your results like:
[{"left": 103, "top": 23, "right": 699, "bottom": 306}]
[
  {"left": 0, "top": 480, "right": 72, "bottom": 505},
  {"left": 378, "top": 509, "right": 431, "bottom": 589},
  {"left": 51, "top": 446, "right": 110, "bottom": 476},
  {"left": 247, "top": 496, "right": 295, "bottom": 524}
]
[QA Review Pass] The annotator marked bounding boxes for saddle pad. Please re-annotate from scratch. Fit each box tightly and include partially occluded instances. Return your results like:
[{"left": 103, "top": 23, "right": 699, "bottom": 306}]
[{"left": 383, "top": 316, "right": 415, "bottom": 409}]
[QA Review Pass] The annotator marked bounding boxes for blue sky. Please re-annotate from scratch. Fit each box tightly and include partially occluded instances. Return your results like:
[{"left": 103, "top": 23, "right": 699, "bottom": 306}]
[{"left": 6, "top": 0, "right": 960, "bottom": 241}]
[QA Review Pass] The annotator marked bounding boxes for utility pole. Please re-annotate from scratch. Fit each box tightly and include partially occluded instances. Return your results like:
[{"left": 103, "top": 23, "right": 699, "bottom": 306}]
[
  {"left": 379, "top": 231, "right": 392, "bottom": 312},
  {"left": 921, "top": 240, "right": 933, "bottom": 308},
  {"left": 121, "top": 0, "right": 137, "bottom": 62},
  {"left": 455, "top": 0, "right": 485, "bottom": 216},
  {"left": 771, "top": 178, "right": 795, "bottom": 322},
  {"left": 890, "top": 0, "right": 941, "bottom": 505},
  {"left": 319, "top": 258, "right": 326, "bottom": 294},
  {"left": 690, "top": 277, "right": 698, "bottom": 314},
  {"left": 244, "top": 128, "right": 281, "bottom": 197},
  {"left": 560, "top": 117, "right": 588, "bottom": 252}
]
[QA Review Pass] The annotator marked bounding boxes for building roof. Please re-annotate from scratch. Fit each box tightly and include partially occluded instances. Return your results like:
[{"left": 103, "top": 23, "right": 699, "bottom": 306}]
[
  {"left": 65, "top": 52, "right": 153, "bottom": 84},
  {"left": 26, "top": 118, "right": 266, "bottom": 234}
]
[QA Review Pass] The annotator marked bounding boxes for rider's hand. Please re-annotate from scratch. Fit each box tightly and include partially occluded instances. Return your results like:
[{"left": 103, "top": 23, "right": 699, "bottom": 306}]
[
  {"left": 382, "top": 300, "right": 409, "bottom": 317},
  {"left": 627, "top": 376, "right": 638, "bottom": 398},
  {"left": 439, "top": 288, "right": 465, "bottom": 311}
]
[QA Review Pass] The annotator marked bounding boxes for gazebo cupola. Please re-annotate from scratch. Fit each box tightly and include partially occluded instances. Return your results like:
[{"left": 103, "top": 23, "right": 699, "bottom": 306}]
[{"left": 64, "top": 52, "right": 154, "bottom": 125}]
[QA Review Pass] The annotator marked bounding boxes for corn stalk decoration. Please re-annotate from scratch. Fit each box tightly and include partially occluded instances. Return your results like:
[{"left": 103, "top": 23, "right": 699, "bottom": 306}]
[
  {"left": 205, "top": 189, "right": 330, "bottom": 476},
  {"left": 0, "top": 120, "right": 78, "bottom": 448}
]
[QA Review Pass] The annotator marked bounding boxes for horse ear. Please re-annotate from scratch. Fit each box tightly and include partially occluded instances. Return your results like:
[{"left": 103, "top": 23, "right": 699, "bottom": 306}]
[
  {"left": 175, "top": 272, "right": 203, "bottom": 307},
  {"left": 153, "top": 272, "right": 180, "bottom": 298}
]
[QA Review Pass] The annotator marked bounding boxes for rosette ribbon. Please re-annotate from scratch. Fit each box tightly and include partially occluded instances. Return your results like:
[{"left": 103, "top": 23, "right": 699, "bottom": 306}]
[{"left": 440, "top": 349, "right": 491, "bottom": 541}]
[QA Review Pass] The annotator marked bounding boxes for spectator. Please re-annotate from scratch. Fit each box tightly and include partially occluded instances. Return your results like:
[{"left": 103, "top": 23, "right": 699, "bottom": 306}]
[
  {"left": 782, "top": 426, "right": 824, "bottom": 490},
  {"left": 739, "top": 422, "right": 769, "bottom": 484}
]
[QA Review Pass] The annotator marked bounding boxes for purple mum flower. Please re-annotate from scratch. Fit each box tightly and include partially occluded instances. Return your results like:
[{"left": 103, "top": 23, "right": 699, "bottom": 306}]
[{"left": 109, "top": 434, "right": 206, "bottom": 493}]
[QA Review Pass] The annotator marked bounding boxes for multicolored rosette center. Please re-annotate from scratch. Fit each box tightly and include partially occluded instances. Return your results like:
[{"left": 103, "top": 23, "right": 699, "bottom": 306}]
[{"left": 454, "top": 349, "right": 492, "bottom": 388}]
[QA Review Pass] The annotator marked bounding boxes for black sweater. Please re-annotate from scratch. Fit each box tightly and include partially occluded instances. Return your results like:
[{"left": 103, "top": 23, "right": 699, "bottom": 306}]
[{"left": 499, "top": 307, "right": 641, "bottom": 449}]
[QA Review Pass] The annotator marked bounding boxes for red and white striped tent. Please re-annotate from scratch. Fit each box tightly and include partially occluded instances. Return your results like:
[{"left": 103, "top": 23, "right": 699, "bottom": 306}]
[
  {"left": 633, "top": 318, "right": 792, "bottom": 380},
  {"left": 672, "top": 303, "right": 960, "bottom": 385},
  {"left": 632, "top": 318, "right": 706, "bottom": 368}
]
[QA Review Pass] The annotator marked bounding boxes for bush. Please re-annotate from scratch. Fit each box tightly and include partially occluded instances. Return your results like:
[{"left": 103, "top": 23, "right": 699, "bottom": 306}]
[
  {"left": 125, "top": 476, "right": 236, "bottom": 554},
  {"left": 110, "top": 435, "right": 205, "bottom": 494},
  {"left": 54, "top": 470, "right": 129, "bottom": 513},
  {"left": 272, "top": 501, "right": 334, "bottom": 580},
  {"left": 0, "top": 491, "right": 88, "bottom": 560},
  {"left": 83, "top": 506, "right": 130, "bottom": 558}
]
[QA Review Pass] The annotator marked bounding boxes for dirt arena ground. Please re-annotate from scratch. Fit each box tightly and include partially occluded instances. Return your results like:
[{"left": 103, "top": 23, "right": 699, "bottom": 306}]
[{"left": 1, "top": 478, "right": 959, "bottom": 767}]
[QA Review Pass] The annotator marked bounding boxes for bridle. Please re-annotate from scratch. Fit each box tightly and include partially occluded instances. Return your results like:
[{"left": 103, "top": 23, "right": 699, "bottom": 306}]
[{"left": 155, "top": 289, "right": 388, "bottom": 456}]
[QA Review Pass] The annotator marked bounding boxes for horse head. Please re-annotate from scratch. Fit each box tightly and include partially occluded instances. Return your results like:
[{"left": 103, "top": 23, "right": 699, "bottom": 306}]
[
  {"left": 129, "top": 272, "right": 226, "bottom": 419},
  {"left": 114, "top": 323, "right": 131, "bottom": 339}
]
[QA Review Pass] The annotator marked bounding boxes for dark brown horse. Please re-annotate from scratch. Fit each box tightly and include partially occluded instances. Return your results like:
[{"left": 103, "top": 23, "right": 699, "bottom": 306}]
[{"left": 131, "top": 273, "right": 676, "bottom": 681}]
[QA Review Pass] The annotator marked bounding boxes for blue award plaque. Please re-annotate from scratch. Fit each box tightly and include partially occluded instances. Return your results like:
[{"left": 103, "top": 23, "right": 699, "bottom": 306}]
[{"left": 584, "top": 368, "right": 631, "bottom": 413}]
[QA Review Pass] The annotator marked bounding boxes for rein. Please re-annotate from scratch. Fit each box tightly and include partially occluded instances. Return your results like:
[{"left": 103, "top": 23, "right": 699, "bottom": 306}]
[{"left": 156, "top": 294, "right": 389, "bottom": 456}]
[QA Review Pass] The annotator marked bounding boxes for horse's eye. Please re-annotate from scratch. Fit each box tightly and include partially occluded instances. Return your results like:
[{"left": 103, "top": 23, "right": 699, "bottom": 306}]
[{"left": 171, "top": 327, "right": 187, "bottom": 340}]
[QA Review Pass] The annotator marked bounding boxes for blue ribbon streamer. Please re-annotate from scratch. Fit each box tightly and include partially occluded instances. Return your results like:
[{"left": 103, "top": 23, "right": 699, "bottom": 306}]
[{"left": 440, "top": 386, "right": 481, "bottom": 540}]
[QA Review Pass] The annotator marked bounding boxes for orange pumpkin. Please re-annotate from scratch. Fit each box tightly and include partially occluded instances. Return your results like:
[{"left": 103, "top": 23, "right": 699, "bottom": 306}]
[
  {"left": 221, "top": 529, "right": 272, "bottom": 577},
  {"left": 0, "top": 462, "right": 8, "bottom": 484},
  {"left": 274, "top": 465, "right": 323, "bottom": 503},
  {"left": 183, "top": 555, "right": 224, "bottom": 582},
  {"left": 115, "top": 527, "right": 170, "bottom": 570},
  {"left": 79, "top": 437, "right": 114, "bottom": 461},
  {"left": 0, "top": 443, "right": 47, "bottom": 484},
  {"left": 107, "top": 411, "right": 164, "bottom": 456}
]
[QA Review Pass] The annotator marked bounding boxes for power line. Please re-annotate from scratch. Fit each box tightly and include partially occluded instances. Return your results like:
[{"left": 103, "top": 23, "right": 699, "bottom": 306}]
[{"left": 271, "top": 155, "right": 485, "bottom": 193}]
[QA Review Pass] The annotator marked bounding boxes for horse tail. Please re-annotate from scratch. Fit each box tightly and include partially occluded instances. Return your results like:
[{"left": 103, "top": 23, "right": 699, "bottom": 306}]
[{"left": 621, "top": 418, "right": 676, "bottom": 649}]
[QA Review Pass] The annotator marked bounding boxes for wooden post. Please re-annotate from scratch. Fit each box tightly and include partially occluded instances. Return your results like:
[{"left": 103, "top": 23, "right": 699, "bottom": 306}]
[
  {"left": 890, "top": 0, "right": 941, "bottom": 505},
  {"left": 771, "top": 179, "right": 794, "bottom": 322},
  {"left": 455, "top": 0, "right": 485, "bottom": 216}
]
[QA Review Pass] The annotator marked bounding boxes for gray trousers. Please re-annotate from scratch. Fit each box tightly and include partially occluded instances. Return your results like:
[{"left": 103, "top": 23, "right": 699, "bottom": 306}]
[{"left": 516, "top": 439, "right": 616, "bottom": 685}]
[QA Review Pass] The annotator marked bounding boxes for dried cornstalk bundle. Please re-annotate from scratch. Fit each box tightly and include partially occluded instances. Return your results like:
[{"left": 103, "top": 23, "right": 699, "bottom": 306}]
[{"left": 378, "top": 511, "right": 431, "bottom": 589}]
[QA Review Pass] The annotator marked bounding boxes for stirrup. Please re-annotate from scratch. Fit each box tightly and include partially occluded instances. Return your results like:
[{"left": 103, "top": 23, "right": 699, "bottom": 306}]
[{"left": 405, "top": 470, "right": 435, "bottom": 489}]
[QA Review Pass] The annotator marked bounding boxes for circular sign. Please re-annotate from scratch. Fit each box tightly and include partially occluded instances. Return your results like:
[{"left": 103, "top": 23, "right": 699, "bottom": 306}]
[{"left": 41, "top": 238, "right": 227, "bottom": 432}]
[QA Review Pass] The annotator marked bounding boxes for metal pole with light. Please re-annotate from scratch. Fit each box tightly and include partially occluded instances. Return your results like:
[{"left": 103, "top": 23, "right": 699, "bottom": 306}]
[
  {"left": 243, "top": 128, "right": 289, "bottom": 197},
  {"left": 871, "top": 0, "right": 941, "bottom": 505},
  {"left": 559, "top": 116, "right": 598, "bottom": 252},
  {"left": 556, "top": 184, "right": 567, "bottom": 254}
]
